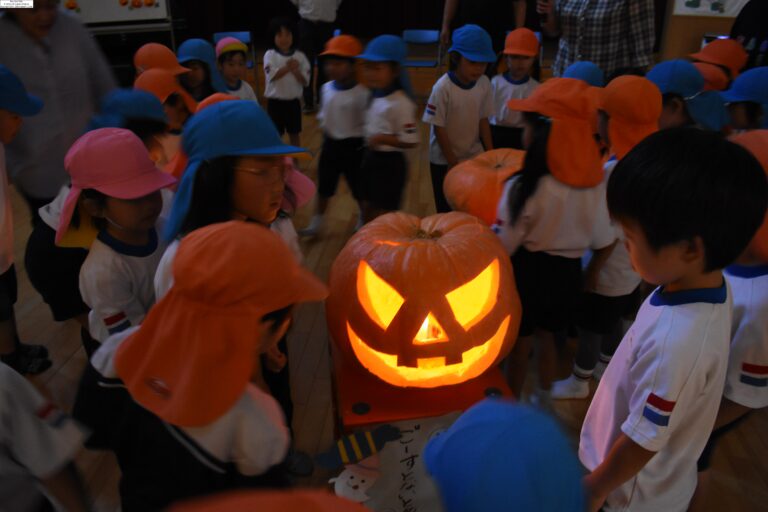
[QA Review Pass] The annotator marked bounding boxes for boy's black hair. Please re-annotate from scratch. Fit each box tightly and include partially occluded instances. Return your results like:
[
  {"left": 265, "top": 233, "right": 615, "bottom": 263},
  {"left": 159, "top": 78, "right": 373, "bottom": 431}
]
[
  {"left": 267, "top": 16, "right": 297, "bottom": 50},
  {"left": 217, "top": 50, "right": 247, "bottom": 67},
  {"left": 607, "top": 127, "right": 768, "bottom": 271},
  {"left": 123, "top": 118, "right": 168, "bottom": 146},
  {"left": 507, "top": 112, "right": 552, "bottom": 220},
  {"left": 180, "top": 155, "right": 239, "bottom": 236},
  {"left": 179, "top": 60, "right": 216, "bottom": 101},
  {"left": 71, "top": 189, "right": 108, "bottom": 231},
  {"left": 661, "top": 93, "right": 694, "bottom": 126},
  {"left": 731, "top": 101, "right": 764, "bottom": 130}
]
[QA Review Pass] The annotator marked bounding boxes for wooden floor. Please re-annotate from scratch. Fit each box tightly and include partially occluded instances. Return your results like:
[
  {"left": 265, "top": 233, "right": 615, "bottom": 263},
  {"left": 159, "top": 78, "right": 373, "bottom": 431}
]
[{"left": 11, "top": 74, "right": 768, "bottom": 511}]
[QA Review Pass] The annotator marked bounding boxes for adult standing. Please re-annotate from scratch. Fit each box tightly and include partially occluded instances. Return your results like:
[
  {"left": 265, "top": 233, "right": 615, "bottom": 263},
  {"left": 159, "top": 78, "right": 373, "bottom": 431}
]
[
  {"left": 292, "top": 0, "right": 343, "bottom": 113},
  {"left": 537, "top": 0, "right": 655, "bottom": 80},
  {"left": 0, "top": 1, "right": 116, "bottom": 224},
  {"left": 440, "top": 0, "right": 527, "bottom": 56},
  {"left": 730, "top": 0, "right": 768, "bottom": 70}
]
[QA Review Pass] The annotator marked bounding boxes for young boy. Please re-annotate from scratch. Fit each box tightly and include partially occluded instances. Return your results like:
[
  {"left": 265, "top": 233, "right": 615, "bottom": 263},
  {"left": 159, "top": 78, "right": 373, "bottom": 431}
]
[
  {"left": 0, "top": 65, "right": 51, "bottom": 375},
  {"left": 580, "top": 128, "right": 768, "bottom": 512},
  {"left": 216, "top": 37, "right": 258, "bottom": 102}
]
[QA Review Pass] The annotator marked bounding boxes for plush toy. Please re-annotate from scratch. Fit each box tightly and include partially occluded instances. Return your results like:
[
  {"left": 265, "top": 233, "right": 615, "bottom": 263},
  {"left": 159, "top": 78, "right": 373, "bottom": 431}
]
[{"left": 329, "top": 456, "right": 381, "bottom": 503}]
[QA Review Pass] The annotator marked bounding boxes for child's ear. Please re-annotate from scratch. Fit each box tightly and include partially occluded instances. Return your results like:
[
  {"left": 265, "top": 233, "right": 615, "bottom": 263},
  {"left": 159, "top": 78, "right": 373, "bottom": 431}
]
[
  {"left": 81, "top": 197, "right": 106, "bottom": 219},
  {"left": 681, "top": 236, "right": 706, "bottom": 265}
]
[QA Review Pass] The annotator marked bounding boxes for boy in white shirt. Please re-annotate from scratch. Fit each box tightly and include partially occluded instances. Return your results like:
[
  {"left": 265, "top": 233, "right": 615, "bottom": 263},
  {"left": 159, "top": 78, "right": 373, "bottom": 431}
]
[
  {"left": 216, "top": 37, "right": 258, "bottom": 102},
  {"left": 580, "top": 128, "right": 768, "bottom": 512}
]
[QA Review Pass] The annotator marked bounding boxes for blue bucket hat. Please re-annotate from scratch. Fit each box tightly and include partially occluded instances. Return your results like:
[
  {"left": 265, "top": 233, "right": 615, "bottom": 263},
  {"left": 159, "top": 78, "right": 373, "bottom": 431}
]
[
  {"left": 563, "top": 61, "right": 605, "bottom": 87},
  {"left": 164, "top": 100, "right": 309, "bottom": 241},
  {"left": 177, "top": 38, "right": 228, "bottom": 94},
  {"left": 424, "top": 398, "right": 585, "bottom": 512},
  {"left": 720, "top": 66, "right": 768, "bottom": 105},
  {"left": 448, "top": 24, "right": 497, "bottom": 63},
  {"left": 0, "top": 65, "right": 42, "bottom": 116},
  {"left": 87, "top": 88, "right": 167, "bottom": 131},
  {"left": 358, "top": 35, "right": 414, "bottom": 98}
]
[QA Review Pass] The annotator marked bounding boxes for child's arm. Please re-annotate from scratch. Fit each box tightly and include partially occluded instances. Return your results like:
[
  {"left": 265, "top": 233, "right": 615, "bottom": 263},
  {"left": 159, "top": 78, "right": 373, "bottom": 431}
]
[
  {"left": 713, "top": 397, "right": 752, "bottom": 430},
  {"left": 289, "top": 53, "right": 310, "bottom": 86},
  {"left": 514, "top": 0, "right": 527, "bottom": 29},
  {"left": 368, "top": 134, "right": 418, "bottom": 150},
  {"left": 264, "top": 51, "right": 292, "bottom": 83},
  {"left": 369, "top": 99, "right": 420, "bottom": 150},
  {"left": 584, "top": 240, "right": 618, "bottom": 292},
  {"left": 584, "top": 433, "right": 655, "bottom": 512},
  {"left": 41, "top": 462, "right": 92, "bottom": 512},
  {"left": 434, "top": 125, "right": 459, "bottom": 167},
  {"left": 479, "top": 118, "right": 493, "bottom": 151}
]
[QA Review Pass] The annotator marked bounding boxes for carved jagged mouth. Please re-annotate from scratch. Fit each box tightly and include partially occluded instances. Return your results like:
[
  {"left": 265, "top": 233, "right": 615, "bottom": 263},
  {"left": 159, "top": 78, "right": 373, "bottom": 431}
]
[{"left": 346, "top": 316, "right": 510, "bottom": 389}]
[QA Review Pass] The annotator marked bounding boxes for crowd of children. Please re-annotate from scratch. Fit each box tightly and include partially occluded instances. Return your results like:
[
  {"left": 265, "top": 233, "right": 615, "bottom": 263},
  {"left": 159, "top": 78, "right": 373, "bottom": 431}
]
[{"left": 1, "top": 17, "right": 767, "bottom": 512}]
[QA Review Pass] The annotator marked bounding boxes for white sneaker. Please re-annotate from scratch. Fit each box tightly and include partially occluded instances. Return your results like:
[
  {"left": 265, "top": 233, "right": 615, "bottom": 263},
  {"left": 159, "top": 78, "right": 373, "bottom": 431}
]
[{"left": 551, "top": 374, "right": 590, "bottom": 399}]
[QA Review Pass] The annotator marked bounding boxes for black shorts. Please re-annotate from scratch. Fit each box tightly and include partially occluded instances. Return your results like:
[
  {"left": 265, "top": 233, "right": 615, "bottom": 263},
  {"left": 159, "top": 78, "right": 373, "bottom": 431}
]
[
  {"left": 267, "top": 98, "right": 302, "bottom": 135},
  {"left": 24, "top": 222, "right": 89, "bottom": 322},
  {"left": 360, "top": 150, "right": 407, "bottom": 211},
  {"left": 577, "top": 287, "right": 641, "bottom": 335},
  {"left": 318, "top": 136, "right": 364, "bottom": 199},
  {"left": 0, "top": 265, "right": 18, "bottom": 322},
  {"left": 512, "top": 247, "right": 583, "bottom": 337},
  {"left": 490, "top": 125, "right": 524, "bottom": 150}
]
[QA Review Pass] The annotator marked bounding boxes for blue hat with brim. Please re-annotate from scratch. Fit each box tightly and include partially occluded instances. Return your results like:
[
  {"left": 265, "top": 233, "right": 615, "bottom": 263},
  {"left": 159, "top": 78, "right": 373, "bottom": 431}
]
[
  {"left": 164, "top": 100, "right": 310, "bottom": 241},
  {"left": 424, "top": 398, "right": 585, "bottom": 512},
  {"left": 87, "top": 88, "right": 167, "bottom": 131},
  {"left": 687, "top": 90, "right": 730, "bottom": 131},
  {"left": 563, "top": 61, "right": 605, "bottom": 87},
  {"left": 720, "top": 66, "right": 768, "bottom": 105},
  {"left": 177, "top": 38, "right": 228, "bottom": 94},
  {"left": 448, "top": 24, "right": 497, "bottom": 63},
  {"left": 358, "top": 35, "right": 414, "bottom": 99},
  {"left": 0, "top": 65, "right": 42, "bottom": 116}
]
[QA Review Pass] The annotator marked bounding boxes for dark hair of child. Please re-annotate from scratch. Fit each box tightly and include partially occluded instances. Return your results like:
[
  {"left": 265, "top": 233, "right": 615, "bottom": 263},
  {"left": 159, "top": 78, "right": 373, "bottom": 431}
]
[
  {"left": 71, "top": 189, "right": 108, "bottom": 231},
  {"left": 217, "top": 50, "right": 247, "bottom": 67},
  {"left": 267, "top": 17, "right": 297, "bottom": 51},
  {"left": 507, "top": 112, "right": 552, "bottom": 220},
  {"left": 123, "top": 118, "right": 168, "bottom": 147},
  {"left": 607, "top": 127, "right": 768, "bottom": 271},
  {"left": 180, "top": 60, "right": 216, "bottom": 99},
  {"left": 662, "top": 93, "right": 694, "bottom": 125},
  {"left": 732, "top": 101, "right": 764, "bottom": 129}
]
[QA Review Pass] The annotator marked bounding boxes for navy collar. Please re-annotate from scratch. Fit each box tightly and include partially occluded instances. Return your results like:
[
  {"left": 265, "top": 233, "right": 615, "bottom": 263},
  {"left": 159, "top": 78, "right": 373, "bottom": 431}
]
[
  {"left": 372, "top": 83, "right": 399, "bottom": 98},
  {"left": 725, "top": 264, "right": 768, "bottom": 279},
  {"left": 98, "top": 228, "right": 158, "bottom": 258},
  {"left": 225, "top": 79, "right": 242, "bottom": 91},
  {"left": 504, "top": 72, "right": 530, "bottom": 85},
  {"left": 448, "top": 71, "right": 477, "bottom": 90},
  {"left": 650, "top": 280, "right": 727, "bottom": 307},
  {"left": 332, "top": 80, "right": 357, "bottom": 91}
]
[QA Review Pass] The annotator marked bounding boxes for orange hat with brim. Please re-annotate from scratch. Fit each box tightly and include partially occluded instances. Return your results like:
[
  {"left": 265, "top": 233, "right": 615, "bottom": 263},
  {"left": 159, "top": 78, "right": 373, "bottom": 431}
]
[
  {"left": 168, "top": 490, "right": 368, "bottom": 512},
  {"left": 320, "top": 34, "right": 364, "bottom": 58},
  {"left": 598, "top": 76, "right": 661, "bottom": 160},
  {"left": 134, "top": 43, "right": 190, "bottom": 76},
  {"left": 503, "top": 28, "right": 539, "bottom": 57},
  {"left": 114, "top": 221, "right": 328, "bottom": 427},
  {"left": 134, "top": 68, "right": 198, "bottom": 116},
  {"left": 690, "top": 38, "right": 747, "bottom": 79},
  {"left": 730, "top": 130, "right": 768, "bottom": 261},
  {"left": 693, "top": 62, "right": 730, "bottom": 91},
  {"left": 507, "top": 78, "right": 603, "bottom": 187}
]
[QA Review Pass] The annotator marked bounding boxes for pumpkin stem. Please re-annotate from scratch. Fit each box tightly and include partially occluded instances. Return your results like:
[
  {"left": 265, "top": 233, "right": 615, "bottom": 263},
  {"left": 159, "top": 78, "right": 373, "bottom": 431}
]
[{"left": 415, "top": 229, "right": 442, "bottom": 240}]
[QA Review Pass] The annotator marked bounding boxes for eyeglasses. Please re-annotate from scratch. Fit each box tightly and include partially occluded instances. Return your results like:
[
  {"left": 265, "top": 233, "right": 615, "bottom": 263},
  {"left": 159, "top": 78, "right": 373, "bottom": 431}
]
[{"left": 234, "top": 165, "right": 287, "bottom": 184}]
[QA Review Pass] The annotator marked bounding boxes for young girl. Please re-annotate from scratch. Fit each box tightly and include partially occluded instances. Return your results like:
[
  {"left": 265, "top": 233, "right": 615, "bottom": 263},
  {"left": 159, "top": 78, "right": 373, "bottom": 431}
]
[
  {"left": 490, "top": 28, "right": 540, "bottom": 150},
  {"left": 264, "top": 17, "right": 310, "bottom": 149},
  {"left": 216, "top": 37, "right": 258, "bottom": 102},
  {"left": 303, "top": 34, "right": 369, "bottom": 236},
  {"left": 358, "top": 35, "right": 419, "bottom": 222},
  {"left": 177, "top": 38, "right": 227, "bottom": 101},
  {"left": 91, "top": 221, "right": 328, "bottom": 511},
  {"left": 494, "top": 78, "right": 616, "bottom": 404},
  {"left": 134, "top": 68, "right": 197, "bottom": 134},
  {"left": 423, "top": 24, "right": 495, "bottom": 213},
  {"left": 721, "top": 66, "right": 768, "bottom": 131}
]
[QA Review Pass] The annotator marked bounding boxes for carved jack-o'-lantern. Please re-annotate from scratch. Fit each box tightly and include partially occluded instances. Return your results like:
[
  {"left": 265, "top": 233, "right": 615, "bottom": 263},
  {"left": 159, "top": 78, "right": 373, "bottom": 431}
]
[{"left": 327, "top": 212, "right": 521, "bottom": 388}]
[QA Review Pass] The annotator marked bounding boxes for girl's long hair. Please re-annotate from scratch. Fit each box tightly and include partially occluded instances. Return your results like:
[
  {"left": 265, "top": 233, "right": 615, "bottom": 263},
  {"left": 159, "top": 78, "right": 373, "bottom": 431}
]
[
  {"left": 180, "top": 156, "right": 238, "bottom": 236},
  {"left": 508, "top": 112, "right": 552, "bottom": 221}
]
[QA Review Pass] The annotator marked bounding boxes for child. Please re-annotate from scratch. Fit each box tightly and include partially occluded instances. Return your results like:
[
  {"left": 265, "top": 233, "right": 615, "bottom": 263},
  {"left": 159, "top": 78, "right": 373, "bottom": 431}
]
[
  {"left": 424, "top": 398, "right": 584, "bottom": 512},
  {"left": 358, "top": 35, "right": 419, "bottom": 222},
  {"left": 490, "top": 28, "right": 540, "bottom": 150},
  {"left": 0, "top": 65, "right": 50, "bottom": 375},
  {"left": 216, "top": 37, "right": 258, "bottom": 102},
  {"left": 303, "top": 35, "right": 369, "bottom": 236},
  {"left": 134, "top": 68, "right": 197, "bottom": 134},
  {"left": 580, "top": 128, "right": 768, "bottom": 512},
  {"left": 563, "top": 61, "right": 605, "bottom": 87},
  {"left": 424, "top": 24, "right": 496, "bottom": 213},
  {"left": 94, "top": 221, "right": 328, "bottom": 511},
  {"left": 721, "top": 66, "right": 768, "bottom": 130},
  {"left": 134, "top": 42, "right": 190, "bottom": 77},
  {"left": 264, "top": 17, "right": 310, "bottom": 149},
  {"left": 552, "top": 76, "right": 661, "bottom": 399},
  {"left": 689, "top": 37, "right": 748, "bottom": 84},
  {"left": 646, "top": 59, "right": 729, "bottom": 132},
  {"left": 493, "top": 78, "right": 616, "bottom": 402},
  {"left": 177, "top": 38, "right": 227, "bottom": 101}
]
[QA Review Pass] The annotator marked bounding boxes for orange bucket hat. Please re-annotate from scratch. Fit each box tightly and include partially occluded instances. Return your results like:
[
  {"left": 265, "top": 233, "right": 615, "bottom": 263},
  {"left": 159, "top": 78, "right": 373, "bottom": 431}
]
[
  {"left": 168, "top": 490, "right": 368, "bottom": 512},
  {"left": 690, "top": 38, "right": 747, "bottom": 79},
  {"left": 598, "top": 76, "right": 661, "bottom": 160},
  {"left": 320, "top": 34, "right": 364, "bottom": 58},
  {"left": 114, "top": 221, "right": 328, "bottom": 427},
  {"left": 503, "top": 28, "right": 539, "bottom": 57},
  {"left": 693, "top": 62, "right": 730, "bottom": 91},
  {"left": 730, "top": 130, "right": 768, "bottom": 261},
  {"left": 134, "top": 68, "right": 198, "bottom": 115},
  {"left": 134, "top": 43, "right": 190, "bottom": 76},
  {"left": 507, "top": 78, "right": 603, "bottom": 187}
]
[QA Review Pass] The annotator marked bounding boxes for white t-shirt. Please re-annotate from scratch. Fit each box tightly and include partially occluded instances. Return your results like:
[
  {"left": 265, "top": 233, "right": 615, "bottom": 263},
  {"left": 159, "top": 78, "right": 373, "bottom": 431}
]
[
  {"left": 226, "top": 80, "right": 258, "bottom": 102},
  {"left": 80, "top": 227, "right": 167, "bottom": 342},
  {"left": 490, "top": 74, "right": 540, "bottom": 128},
  {"left": 364, "top": 89, "right": 419, "bottom": 153},
  {"left": 263, "top": 50, "right": 311, "bottom": 101},
  {"left": 318, "top": 81, "right": 370, "bottom": 140},
  {"left": 723, "top": 265, "right": 768, "bottom": 409},
  {"left": 0, "top": 146, "right": 13, "bottom": 274},
  {"left": 0, "top": 362, "right": 86, "bottom": 512},
  {"left": 580, "top": 282, "right": 732, "bottom": 512},
  {"left": 38, "top": 185, "right": 69, "bottom": 232},
  {"left": 423, "top": 72, "right": 494, "bottom": 165},
  {"left": 493, "top": 175, "right": 616, "bottom": 259}
]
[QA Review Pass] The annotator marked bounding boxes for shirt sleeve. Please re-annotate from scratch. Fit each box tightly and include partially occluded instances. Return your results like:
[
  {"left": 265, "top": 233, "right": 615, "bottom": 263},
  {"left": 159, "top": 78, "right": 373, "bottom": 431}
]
[
  {"left": 422, "top": 79, "right": 447, "bottom": 127},
  {"left": 393, "top": 97, "right": 420, "bottom": 146},
  {"left": 264, "top": 50, "right": 279, "bottom": 83},
  {"left": 493, "top": 178, "right": 529, "bottom": 255},
  {"left": 626, "top": 0, "right": 655, "bottom": 69},
  {"left": 297, "top": 51, "right": 311, "bottom": 84},
  {"left": 481, "top": 78, "right": 495, "bottom": 120},
  {"left": 232, "top": 386, "right": 290, "bottom": 476}
]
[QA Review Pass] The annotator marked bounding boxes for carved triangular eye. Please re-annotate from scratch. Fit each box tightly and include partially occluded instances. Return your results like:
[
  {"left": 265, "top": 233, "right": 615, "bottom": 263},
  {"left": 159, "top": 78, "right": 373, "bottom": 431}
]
[
  {"left": 445, "top": 259, "right": 500, "bottom": 330},
  {"left": 357, "top": 261, "right": 405, "bottom": 329}
]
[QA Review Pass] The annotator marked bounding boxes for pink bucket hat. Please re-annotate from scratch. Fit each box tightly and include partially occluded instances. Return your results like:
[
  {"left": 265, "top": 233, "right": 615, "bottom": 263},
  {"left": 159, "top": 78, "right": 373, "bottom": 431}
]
[
  {"left": 215, "top": 37, "right": 248, "bottom": 58},
  {"left": 56, "top": 128, "right": 177, "bottom": 247}
]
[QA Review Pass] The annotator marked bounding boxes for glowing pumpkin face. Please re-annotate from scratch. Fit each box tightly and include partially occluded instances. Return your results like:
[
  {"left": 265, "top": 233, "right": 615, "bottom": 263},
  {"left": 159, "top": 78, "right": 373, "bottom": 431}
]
[{"left": 327, "top": 212, "right": 521, "bottom": 388}]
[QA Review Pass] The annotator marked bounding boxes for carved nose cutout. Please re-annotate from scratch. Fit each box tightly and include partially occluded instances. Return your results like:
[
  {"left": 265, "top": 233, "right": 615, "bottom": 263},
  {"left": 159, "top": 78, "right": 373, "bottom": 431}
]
[{"left": 413, "top": 312, "right": 448, "bottom": 345}]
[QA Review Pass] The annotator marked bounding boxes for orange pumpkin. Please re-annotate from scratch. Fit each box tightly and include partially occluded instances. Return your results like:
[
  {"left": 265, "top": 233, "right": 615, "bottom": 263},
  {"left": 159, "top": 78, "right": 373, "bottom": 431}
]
[
  {"left": 131, "top": 0, "right": 142, "bottom": 7},
  {"left": 119, "top": 0, "right": 129, "bottom": 5},
  {"left": 65, "top": 0, "right": 78, "bottom": 9},
  {"left": 145, "top": 0, "right": 155, "bottom": 5},
  {"left": 326, "top": 212, "right": 521, "bottom": 388},
  {"left": 443, "top": 149, "right": 525, "bottom": 226}
]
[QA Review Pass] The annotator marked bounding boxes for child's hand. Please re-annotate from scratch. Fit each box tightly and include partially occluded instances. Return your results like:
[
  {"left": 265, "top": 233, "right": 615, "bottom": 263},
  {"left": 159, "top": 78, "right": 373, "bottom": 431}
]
[
  {"left": 264, "top": 345, "right": 287, "bottom": 373},
  {"left": 367, "top": 133, "right": 387, "bottom": 148},
  {"left": 583, "top": 474, "right": 608, "bottom": 512},
  {"left": 287, "top": 59, "right": 299, "bottom": 71}
]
